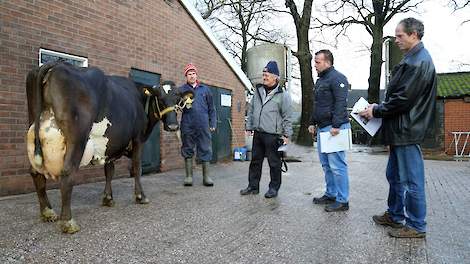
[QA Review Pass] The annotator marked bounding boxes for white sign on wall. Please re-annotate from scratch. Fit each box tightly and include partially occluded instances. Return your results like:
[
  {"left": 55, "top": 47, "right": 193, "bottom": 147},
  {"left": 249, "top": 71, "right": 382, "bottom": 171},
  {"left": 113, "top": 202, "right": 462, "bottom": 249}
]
[
  {"left": 39, "top": 48, "right": 88, "bottom": 67},
  {"left": 221, "top": 94, "right": 232, "bottom": 107}
]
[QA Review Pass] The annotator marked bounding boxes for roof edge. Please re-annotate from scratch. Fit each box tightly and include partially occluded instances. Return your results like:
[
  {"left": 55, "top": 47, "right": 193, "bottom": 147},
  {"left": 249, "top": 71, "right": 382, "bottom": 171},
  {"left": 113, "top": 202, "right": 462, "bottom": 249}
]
[
  {"left": 437, "top": 94, "right": 470, "bottom": 99},
  {"left": 179, "top": 0, "right": 253, "bottom": 91},
  {"left": 437, "top": 71, "right": 470, "bottom": 76}
]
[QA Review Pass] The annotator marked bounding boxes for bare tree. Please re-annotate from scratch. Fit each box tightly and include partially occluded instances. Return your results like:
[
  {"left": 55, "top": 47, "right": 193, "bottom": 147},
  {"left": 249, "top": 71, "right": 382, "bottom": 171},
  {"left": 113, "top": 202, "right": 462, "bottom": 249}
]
[
  {"left": 195, "top": 0, "right": 229, "bottom": 19},
  {"left": 314, "top": 0, "right": 422, "bottom": 103},
  {"left": 196, "top": 0, "right": 287, "bottom": 73},
  {"left": 285, "top": 0, "right": 315, "bottom": 146},
  {"left": 450, "top": 0, "right": 470, "bottom": 24}
]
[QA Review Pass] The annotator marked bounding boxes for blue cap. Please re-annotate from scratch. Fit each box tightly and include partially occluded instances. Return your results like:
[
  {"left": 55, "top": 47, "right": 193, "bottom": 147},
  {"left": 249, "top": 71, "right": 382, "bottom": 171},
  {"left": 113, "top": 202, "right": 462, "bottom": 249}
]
[{"left": 264, "top": 60, "right": 280, "bottom": 76}]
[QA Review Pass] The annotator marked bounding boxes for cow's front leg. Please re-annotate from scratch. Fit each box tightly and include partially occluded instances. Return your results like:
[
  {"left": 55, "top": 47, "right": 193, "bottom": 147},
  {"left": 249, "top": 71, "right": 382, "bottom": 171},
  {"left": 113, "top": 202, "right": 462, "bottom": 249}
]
[
  {"left": 131, "top": 141, "right": 149, "bottom": 204},
  {"left": 102, "top": 162, "right": 115, "bottom": 207},
  {"left": 58, "top": 173, "right": 80, "bottom": 234},
  {"left": 31, "top": 171, "right": 58, "bottom": 222}
]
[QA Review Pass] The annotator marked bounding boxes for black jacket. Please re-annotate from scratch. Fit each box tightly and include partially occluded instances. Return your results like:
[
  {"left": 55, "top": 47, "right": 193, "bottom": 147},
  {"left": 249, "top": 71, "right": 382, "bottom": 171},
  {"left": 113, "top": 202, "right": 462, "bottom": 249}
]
[
  {"left": 310, "top": 67, "right": 349, "bottom": 128},
  {"left": 373, "top": 42, "right": 437, "bottom": 146}
]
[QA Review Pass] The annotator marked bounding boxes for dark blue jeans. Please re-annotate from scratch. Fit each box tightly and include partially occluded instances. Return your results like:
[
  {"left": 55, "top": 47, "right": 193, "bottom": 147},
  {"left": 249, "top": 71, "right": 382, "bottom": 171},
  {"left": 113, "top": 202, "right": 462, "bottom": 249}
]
[
  {"left": 387, "top": 144, "right": 426, "bottom": 232},
  {"left": 317, "top": 123, "right": 350, "bottom": 203}
]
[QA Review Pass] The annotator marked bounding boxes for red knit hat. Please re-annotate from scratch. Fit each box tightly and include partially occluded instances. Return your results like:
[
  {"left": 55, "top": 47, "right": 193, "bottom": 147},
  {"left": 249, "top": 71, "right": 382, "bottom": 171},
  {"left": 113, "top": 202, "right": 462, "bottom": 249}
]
[{"left": 183, "top": 63, "right": 198, "bottom": 76}]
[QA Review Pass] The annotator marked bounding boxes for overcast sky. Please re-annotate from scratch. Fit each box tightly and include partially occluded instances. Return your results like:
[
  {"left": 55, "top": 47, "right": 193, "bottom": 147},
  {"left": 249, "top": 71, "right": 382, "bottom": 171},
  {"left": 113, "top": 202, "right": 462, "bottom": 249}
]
[
  {"left": 191, "top": 0, "right": 470, "bottom": 101},
  {"left": 320, "top": 0, "right": 470, "bottom": 87},
  {"left": 272, "top": 0, "right": 470, "bottom": 102}
]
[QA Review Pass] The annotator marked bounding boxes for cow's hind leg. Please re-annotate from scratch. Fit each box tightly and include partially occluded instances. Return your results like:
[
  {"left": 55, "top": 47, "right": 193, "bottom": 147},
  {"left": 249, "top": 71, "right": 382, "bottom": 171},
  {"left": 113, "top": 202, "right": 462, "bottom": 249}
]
[
  {"left": 102, "top": 162, "right": 115, "bottom": 207},
  {"left": 57, "top": 172, "right": 80, "bottom": 234},
  {"left": 31, "top": 171, "right": 58, "bottom": 222},
  {"left": 131, "top": 141, "right": 149, "bottom": 204}
]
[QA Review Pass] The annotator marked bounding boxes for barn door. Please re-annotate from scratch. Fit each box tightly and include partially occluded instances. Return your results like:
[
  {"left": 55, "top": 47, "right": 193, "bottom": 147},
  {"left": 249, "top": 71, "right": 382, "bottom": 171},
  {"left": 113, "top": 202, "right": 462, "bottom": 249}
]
[
  {"left": 129, "top": 68, "right": 161, "bottom": 174},
  {"left": 209, "top": 86, "right": 232, "bottom": 163}
]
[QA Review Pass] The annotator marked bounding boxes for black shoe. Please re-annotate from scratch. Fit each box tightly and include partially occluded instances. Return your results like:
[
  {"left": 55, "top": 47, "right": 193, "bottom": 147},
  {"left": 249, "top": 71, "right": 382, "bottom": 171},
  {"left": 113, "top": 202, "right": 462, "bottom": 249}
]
[
  {"left": 240, "top": 187, "right": 259, "bottom": 195},
  {"left": 325, "top": 201, "right": 349, "bottom": 212},
  {"left": 312, "top": 195, "right": 336, "bottom": 205},
  {"left": 264, "top": 189, "right": 278, "bottom": 198}
]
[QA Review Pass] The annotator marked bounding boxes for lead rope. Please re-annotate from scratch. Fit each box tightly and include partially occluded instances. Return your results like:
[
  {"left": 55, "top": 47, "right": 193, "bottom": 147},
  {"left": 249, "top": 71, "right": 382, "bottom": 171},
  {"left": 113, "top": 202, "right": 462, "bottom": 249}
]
[{"left": 144, "top": 96, "right": 150, "bottom": 115}]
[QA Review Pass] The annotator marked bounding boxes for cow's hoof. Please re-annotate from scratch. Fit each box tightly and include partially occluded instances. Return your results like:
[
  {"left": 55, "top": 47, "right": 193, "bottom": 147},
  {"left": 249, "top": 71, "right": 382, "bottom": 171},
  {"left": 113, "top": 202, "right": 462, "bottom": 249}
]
[
  {"left": 40, "top": 207, "right": 58, "bottom": 222},
  {"left": 58, "top": 219, "right": 80, "bottom": 234},
  {"left": 102, "top": 195, "right": 115, "bottom": 207},
  {"left": 135, "top": 194, "right": 150, "bottom": 204}
]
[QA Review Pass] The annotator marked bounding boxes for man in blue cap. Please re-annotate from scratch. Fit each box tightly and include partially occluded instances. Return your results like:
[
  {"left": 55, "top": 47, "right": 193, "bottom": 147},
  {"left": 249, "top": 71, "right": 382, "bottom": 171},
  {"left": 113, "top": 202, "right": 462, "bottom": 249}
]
[{"left": 240, "top": 60, "right": 293, "bottom": 198}]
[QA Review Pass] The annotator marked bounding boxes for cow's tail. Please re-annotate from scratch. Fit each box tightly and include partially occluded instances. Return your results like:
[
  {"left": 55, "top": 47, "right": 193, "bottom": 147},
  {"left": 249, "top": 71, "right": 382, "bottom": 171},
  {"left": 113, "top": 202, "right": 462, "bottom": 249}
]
[{"left": 32, "top": 62, "right": 58, "bottom": 167}]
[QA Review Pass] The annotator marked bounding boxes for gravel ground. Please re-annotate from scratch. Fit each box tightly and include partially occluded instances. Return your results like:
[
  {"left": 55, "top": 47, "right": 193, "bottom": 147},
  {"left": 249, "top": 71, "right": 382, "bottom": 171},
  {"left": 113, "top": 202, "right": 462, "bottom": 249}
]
[{"left": 0, "top": 144, "right": 469, "bottom": 264}]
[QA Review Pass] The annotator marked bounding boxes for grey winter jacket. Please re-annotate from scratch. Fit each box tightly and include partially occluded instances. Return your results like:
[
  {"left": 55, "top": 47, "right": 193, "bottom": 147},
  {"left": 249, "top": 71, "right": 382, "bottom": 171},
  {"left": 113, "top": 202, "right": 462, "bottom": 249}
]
[{"left": 246, "top": 84, "right": 293, "bottom": 137}]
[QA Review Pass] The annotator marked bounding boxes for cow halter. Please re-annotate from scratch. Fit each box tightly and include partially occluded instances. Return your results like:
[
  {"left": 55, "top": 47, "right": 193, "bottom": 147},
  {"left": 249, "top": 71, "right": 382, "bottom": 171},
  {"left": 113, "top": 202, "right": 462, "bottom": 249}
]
[
  {"left": 143, "top": 89, "right": 193, "bottom": 119},
  {"left": 174, "top": 95, "right": 193, "bottom": 112},
  {"left": 155, "top": 96, "right": 193, "bottom": 118},
  {"left": 143, "top": 89, "right": 175, "bottom": 119},
  {"left": 155, "top": 97, "right": 175, "bottom": 118}
]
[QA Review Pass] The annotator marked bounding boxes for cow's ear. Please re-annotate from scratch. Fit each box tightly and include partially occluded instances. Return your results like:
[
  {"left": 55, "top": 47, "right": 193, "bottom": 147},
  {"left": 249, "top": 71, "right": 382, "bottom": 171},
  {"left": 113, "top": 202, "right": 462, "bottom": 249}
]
[{"left": 151, "top": 85, "right": 162, "bottom": 97}]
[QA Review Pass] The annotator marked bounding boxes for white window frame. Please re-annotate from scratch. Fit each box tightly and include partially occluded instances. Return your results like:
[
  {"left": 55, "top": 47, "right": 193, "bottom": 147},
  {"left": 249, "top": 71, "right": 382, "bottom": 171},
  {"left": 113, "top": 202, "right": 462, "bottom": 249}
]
[{"left": 39, "top": 48, "right": 88, "bottom": 67}]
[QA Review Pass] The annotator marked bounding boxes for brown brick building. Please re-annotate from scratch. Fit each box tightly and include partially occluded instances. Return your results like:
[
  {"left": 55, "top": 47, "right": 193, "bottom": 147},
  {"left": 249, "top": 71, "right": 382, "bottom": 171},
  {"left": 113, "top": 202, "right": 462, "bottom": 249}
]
[
  {"left": 436, "top": 72, "right": 470, "bottom": 157},
  {"left": 0, "top": 0, "right": 251, "bottom": 195}
]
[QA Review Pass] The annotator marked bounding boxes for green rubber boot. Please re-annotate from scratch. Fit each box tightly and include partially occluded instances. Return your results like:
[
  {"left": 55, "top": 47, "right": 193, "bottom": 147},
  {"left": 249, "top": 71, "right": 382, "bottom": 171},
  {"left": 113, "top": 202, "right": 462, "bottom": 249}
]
[
  {"left": 202, "top": 161, "right": 214, "bottom": 187},
  {"left": 184, "top": 158, "right": 193, "bottom": 186}
]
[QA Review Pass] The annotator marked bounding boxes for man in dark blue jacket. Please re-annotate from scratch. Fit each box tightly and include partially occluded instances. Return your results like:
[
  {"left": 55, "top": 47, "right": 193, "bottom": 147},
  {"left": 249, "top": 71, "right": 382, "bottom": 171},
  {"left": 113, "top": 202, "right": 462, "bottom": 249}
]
[
  {"left": 360, "top": 18, "right": 436, "bottom": 239},
  {"left": 179, "top": 63, "right": 216, "bottom": 187},
  {"left": 308, "top": 49, "right": 351, "bottom": 212}
]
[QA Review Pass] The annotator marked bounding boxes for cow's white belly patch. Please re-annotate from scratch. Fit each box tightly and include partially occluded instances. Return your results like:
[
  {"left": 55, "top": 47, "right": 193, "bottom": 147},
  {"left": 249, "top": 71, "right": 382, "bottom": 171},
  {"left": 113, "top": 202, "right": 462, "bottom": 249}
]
[
  {"left": 27, "top": 109, "right": 111, "bottom": 181},
  {"left": 82, "top": 117, "right": 111, "bottom": 166}
]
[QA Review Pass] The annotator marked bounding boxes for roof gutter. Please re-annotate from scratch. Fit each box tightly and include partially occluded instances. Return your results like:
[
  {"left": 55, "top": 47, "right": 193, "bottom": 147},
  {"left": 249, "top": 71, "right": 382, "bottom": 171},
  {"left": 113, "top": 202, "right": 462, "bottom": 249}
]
[
  {"left": 437, "top": 95, "right": 470, "bottom": 99},
  {"left": 179, "top": 0, "right": 253, "bottom": 92}
]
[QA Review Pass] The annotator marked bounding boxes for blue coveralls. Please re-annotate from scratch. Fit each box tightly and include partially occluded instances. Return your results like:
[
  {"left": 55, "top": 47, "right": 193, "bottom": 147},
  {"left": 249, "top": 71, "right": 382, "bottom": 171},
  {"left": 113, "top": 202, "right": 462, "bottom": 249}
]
[{"left": 180, "top": 83, "right": 216, "bottom": 162}]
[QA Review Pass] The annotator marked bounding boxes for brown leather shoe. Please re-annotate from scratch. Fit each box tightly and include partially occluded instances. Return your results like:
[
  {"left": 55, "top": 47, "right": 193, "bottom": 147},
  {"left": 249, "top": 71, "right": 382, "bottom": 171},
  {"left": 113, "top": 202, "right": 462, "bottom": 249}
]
[
  {"left": 312, "top": 195, "right": 335, "bottom": 205},
  {"left": 372, "top": 212, "right": 404, "bottom": 228},
  {"left": 388, "top": 226, "right": 426, "bottom": 238}
]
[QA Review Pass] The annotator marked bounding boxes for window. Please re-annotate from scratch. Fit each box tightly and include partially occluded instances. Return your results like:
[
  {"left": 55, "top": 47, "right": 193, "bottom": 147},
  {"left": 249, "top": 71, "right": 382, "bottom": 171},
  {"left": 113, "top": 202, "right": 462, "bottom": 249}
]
[{"left": 39, "top": 48, "right": 88, "bottom": 67}]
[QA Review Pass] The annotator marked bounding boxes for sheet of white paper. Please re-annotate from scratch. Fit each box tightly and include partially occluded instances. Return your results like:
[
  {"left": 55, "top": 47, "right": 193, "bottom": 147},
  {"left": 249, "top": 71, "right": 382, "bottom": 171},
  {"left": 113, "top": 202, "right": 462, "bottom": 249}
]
[
  {"left": 319, "top": 129, "right": 352, "bottom": 153},
  {"left": 351, "top": 97, "right": 369, "bottom": 113},
  {"left": 350, "top": 97, "right": 382, "bottom": 137}
]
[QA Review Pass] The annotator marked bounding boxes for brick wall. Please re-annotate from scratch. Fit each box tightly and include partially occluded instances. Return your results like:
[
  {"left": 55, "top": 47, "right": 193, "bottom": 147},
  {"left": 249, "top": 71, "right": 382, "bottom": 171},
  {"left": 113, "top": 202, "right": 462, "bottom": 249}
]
[
  {"left": 443, "top": 99, "right": 470, "bottom": 155},
  {"left": 0, "top": 0, "right": 246, "bottom": 196}
]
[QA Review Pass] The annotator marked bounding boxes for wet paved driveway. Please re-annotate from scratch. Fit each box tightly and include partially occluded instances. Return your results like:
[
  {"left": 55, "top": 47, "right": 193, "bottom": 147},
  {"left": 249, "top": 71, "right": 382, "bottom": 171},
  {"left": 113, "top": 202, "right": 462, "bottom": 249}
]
[{"left": 1, "top": 145, "right": 469, "bottom": 263}]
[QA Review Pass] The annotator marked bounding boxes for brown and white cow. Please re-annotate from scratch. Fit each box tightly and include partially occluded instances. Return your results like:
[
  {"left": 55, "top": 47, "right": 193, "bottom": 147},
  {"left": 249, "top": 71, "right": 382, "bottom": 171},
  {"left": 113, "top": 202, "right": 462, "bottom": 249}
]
[{"left": 25, "top": 61, "right": 191, "bottom": 233}]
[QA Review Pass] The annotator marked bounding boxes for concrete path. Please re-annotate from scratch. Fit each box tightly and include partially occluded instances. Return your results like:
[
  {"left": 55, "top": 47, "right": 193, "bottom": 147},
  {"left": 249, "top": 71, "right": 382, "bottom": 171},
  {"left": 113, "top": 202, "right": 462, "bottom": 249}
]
[{"left": 0, "top": 145, "right": 469, "bottom": 264}]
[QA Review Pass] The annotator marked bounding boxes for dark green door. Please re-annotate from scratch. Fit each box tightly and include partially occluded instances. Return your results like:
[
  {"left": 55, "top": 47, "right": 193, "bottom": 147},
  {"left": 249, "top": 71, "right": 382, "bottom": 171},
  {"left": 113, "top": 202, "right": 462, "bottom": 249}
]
[
  {"left": 209, "top": 86, "right": 232, "bottom": 163},
  {"left": 129, "top": 68, "right": 161, "bottom": 174}
]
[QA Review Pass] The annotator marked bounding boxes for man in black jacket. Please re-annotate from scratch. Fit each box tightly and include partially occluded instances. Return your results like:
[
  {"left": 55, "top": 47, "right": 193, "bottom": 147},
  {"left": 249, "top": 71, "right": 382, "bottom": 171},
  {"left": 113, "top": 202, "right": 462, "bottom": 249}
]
[{"left": 360, "top": 18, "right": 437, "bottom": 238}]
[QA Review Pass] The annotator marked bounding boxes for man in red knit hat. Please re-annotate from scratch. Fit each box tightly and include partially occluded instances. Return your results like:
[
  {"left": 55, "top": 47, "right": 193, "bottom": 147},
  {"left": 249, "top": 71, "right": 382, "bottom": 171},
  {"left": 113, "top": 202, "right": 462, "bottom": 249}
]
[{"left": 179, "top": 63, "right": 216, "bottom": 187}]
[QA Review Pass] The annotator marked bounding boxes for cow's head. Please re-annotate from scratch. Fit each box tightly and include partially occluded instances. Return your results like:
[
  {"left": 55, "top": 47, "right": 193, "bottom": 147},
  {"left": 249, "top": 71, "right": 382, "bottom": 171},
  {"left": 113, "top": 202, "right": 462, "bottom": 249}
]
[{"left": 144, "top": 81, "right": 180, "bottom": 131}]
